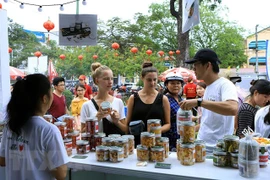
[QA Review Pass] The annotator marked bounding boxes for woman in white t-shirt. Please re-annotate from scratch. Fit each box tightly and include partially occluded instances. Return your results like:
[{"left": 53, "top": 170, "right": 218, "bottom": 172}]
[
  {"left": 0, "top": 74, "right": 68, "bottom": 180},
  {"left": 80, "top": 62, "right": 126, "bottom": 135},
  {"left": 254, "top": 105, "right": 270, "bottom": 138}
]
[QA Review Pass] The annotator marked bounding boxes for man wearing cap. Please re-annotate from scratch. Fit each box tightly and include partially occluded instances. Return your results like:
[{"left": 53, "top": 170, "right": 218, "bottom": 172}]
[
  {"left": 179, "top": 49, "right": 238, "bottom": 152},
  {"left": 78, "top": 75, "right": 93, "bottom": 100}
]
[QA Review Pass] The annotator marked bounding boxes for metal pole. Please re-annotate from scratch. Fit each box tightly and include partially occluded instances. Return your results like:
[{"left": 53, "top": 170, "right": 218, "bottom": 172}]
[
  {"left": 76, "top": 0, "right": 79, "bottom": 14},
  {"left": 255, "top": 24, "right": 259, "bottom": 76}
]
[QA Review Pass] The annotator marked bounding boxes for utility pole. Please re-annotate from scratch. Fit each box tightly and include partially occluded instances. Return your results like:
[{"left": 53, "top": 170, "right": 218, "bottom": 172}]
[{"left": 255, "top": 24, "right": 259, "bottom": 76}]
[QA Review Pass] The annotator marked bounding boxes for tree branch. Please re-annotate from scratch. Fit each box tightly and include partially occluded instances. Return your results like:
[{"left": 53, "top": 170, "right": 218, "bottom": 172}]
[{"left": 170, "top": 0, "right": 179, "bottom": 19}]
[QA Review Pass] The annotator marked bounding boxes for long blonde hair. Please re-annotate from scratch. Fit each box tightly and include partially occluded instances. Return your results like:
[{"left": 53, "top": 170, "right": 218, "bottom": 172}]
[{"left": 91, "top": 62, "right": 111, "bottom": 85}]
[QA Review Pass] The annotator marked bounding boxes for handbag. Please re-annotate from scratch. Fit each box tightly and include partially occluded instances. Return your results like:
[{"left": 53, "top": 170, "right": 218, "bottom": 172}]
[{"left": 91, "top": 99, "right": 125, "bottom": 136}]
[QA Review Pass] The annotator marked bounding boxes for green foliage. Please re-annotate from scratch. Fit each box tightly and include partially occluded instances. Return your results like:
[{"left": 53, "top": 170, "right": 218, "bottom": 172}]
[{"left": 63, "top": 90, "right": 73, "bottom": 110}]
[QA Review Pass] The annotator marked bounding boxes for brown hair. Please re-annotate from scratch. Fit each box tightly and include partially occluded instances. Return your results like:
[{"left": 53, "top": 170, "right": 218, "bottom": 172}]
[
  {"left": 197, "top": 82, "right": 206, "bottom": 89},
  {"left": 91, "top": 62, "right": 111, "bottom": 84},
  {"left": 141, "top": 61, "right": 158, "bottom": 78}
]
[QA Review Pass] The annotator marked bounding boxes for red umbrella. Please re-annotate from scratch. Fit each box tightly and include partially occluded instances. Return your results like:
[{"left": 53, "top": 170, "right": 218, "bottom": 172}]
[
  {"left": 159, "top": 67, "right": 197, "bottom": 83},
  {"left": 10, "top": 66, "right": 26, "bottom": 80}
]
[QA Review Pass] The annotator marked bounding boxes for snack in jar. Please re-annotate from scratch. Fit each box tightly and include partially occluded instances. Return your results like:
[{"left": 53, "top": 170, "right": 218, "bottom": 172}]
[
  {"left": 76, "top": 140, "right": 90, "bottom": 154},
  {"left": 114, "top": 138, "right": 129, "bottom": 158},
  {"left": 43, "top": 115, "right": 53, "bottom": 123},
  {"left": 238, "top": 159, "right": 259, "bottom": 178},
  {"left": 216, "top": 139, "right": 224, "bottom": 150},
  {"left": 54, "top": 122, "right": 67, "bottom": 138},
  {"left": 108, "top": 134, "right": 121, "bottom": 138},
  {"left": 100, "top": 101, "right": 112, "bottom": 112},
  {"left": 194, "top": 140, "right": 206, "bottom": 162},
  {"left": 213, "top": 148, "right": 228, "bottom": 167},
  {"left": 180, "top": 143, "right": 195, "bottom": 166},
  {"left": 94, "top": 132, "right": 106, "bottom": 148},
  {"left": 63, "top": 115, "right": 75, "bottom": 133},
  {"left": 136, "top": 144, "right": 149, "bottom": 161},
  {"left": 102, "top": 137, "right": 114, "bottom": 146},
  {"left": 109, "top": 146, "right": 124, "bottom": 162},
  {"left": 179, "top": 121, "right": 195, "bottom": 143},
  {"left": 63, "top": 138, "right": 72, "bottom": 156},
  {"left": 81, "top": 132, "right": 91, "bottom": 142},
  {"left": 122, "top": 135, "right": 135, "bottom": 155},
  {"left": 224, "top": 135, "right": 239, "bottom": 153},
  {"left": 141, "top": 132, "right": 155, "bottom": 148},
  {"left": 156, "top": 137, "right": 169, "bottom": 158},
  {"left": 147, "top": 119, "right": 161, "bottom": 132},
  {"left": 176, "top": 139, "right": 182, "bottom": 160},
  {"left": 68, "top": 130, "right": 80, "bottom": 149},
  {"left": 258, "top": 144, "right": 268, "bottom": 168},
  {"left": 96, "top": 145, "right": 109, "bottom": 162},
  {"left": 150, "top": 146, "right": 165, "bottom": 162},
  {"left": 230, "top": 152, "right": 238, "bottom": 169},
  {"left": 85, "top": 117, "right": 98, "bottom": 135}
]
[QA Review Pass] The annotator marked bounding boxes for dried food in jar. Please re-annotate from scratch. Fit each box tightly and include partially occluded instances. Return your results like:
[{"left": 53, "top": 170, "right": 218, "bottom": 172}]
[
  {"left": 122, "top": 135, "right": 135, "bottom": 155},
  {"left": 137, "top": 145, "right": 149, "bottom": 161},
  {"left": 230, "top": 152, "right": 238, "bottom": 169},
  {"left": 150, "top": 126, "right": 161, "bottom": 138},
  {"left": 109, "top": 146, "right": 124, "bottom": 162},
  {"left": 156, "top": 137, "right": 169, "bottom": 158},
  {"left": 76, "top": 140, "right": 90, "bottom": 154},
  {"left": 150, "top": 146, "right": 165, "bottom": 162},
  {"left": 147, "top": 119, "right": 161, "bottom": 132},
  {"left": 96, "top": 145, "right": 109, "bottom": 162},
  {"left": 63, "top": 115, "right": 75, "bottom": 133},
  {"left": 94, "top": 132, "right": 106, "bottom": 148},
  {"left": 141, "top": 132, "right": 155, "bottom": 148},
  {"left": 216, "top": 139, "right": 224, "bottom": 149},
  {"left": 114, "top": 138, "right": 129, "bottom": 158},
  {"left": 68, "top": 130, "right": 80, "bottom": 149},
  {"left": 180, "top": 143, "right": 195, "bottom": 166},
  {"left": 102, "top": 137, "right": 114, "bottom": 146},
  {"left": 238, "top": 159, "right": 259, "bottom": 178},
  {"left": 213, "top": 149, "right": 228, "bottom": 167},
  {"left": 43, "top": 115, "right": 53, "bottom": 123},
  {"left": 81, "top": 133, "right": 91, "bottom": 142},
  {"left": 179, "top": 122, "right": 195, "bottom": 143},
  {"left": 55, "top": 122, "right": 67, "bottom": 138},
  {"left": 85, "top": 117, "right": 98, "bottom": 135},
  {"left": 224, "top": 135, "right": 239, "bottom": 153},
  {"left": 176, "top": 139, "right": 182, "bottom": 161},
  {"left": 63, "top": 139, "right": 72, "bottom": 156},
  {"left": 101, "top": 101, "right": 112, "bottom": 112},
  {"left": 195, "top": 140, "right": 206, "bottom": 162}
]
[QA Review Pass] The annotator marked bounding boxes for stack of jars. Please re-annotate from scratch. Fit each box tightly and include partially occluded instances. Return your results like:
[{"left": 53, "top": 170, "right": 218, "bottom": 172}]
[
  {"left": 213, "top": 135, "right": 240, "bottom": 169},
  {"left": 176, "top": 108, "right": 206, "bottom": 166},
  {"left": 84, "top": 117, "right": 99, "bottom": 151}
]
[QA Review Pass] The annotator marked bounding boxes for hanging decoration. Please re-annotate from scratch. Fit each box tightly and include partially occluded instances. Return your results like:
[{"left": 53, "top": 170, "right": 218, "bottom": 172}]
[
  {"left": 114, "top": 53, "right": 119, "bottom": 57},
  {"left": 43, "top": 19, "right": 55, "bottom": 43},
  {"left": 176, "top": 50, "right": 181, "bottom": 55},
  {"left": 59, "top": 54, "right": 66, "bottom": 60},
  {"left": 34, "top": 51, "right": 42, "bottom": 73},
  {"left": 146, "top": 49, "right": 152, "bottom": 55},
  {"left": 92, "top": 55, "right": 98, "bottom": 60},
  {"left": 78, "top": 55, "right": 83, "bottom": 65},
  {"left": 158, "top": 51, "right": 164, "bottom": 60},
  {"left": 169, "top": 51, "right": 174, "bottom": 61},
  {"left": 130, "top": 47, "right": 138, "bottom": 54},
  {"left": 111, "top": 42, "right": 120, "bottom": 50},
  {"left": 8, "top": 47, "right": 12, "bottom": 54}
]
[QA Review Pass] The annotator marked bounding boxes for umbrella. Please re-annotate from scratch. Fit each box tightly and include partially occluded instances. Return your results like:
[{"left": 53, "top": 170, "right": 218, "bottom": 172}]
[
  {"left": 10, "top": 66, "right": 26, "bottom": 80},
  {"left": 159, "top": 67, "right": 197, "bottom": 83}
]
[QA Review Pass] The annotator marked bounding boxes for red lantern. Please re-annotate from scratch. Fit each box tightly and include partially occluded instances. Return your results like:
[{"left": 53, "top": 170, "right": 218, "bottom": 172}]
[
  {"left": 93, "top": 55, "right": 98, "bottom": 60},
  {"left": 43, "top": 20, "right": 55, "bottom": 32},
  {"left": 78, "top": 55, "right": 83, "bottom": 61},
  {"left": 112, "top": 42, "right": 120, "bottom": 50},
  {"left": 131, "top": 47, "right": 138, "bottom": 54},
  {"left": 34, "top": 51, "right": 42, "bottom": 58},
  {"left": 0, "top": 3, "right": 2, "bottom": 9},
  {"left": 176, "top": 50, "right": 181, "bottom": 55},
  {"left": 169, "top": 51, "right": 174, "bottom": 56},
  {"left": 158, "top": 51, "right": 164, "bottom": 57},
  {"left": 146, "top": 49, "right": 152, "bottom": 56},
  {"left": 59, "top": 54, "right": 66, "bottom": 60},
  {"left": 114, "top": 53, "right": 119, "bottom": 57},
  {"left": 8, "top": 47, "right": 12, "bottom": 54}
]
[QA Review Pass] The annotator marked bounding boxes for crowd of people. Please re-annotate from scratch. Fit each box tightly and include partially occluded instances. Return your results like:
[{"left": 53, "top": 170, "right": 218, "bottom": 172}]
[{"left": 1, "top": 48, "right": 270, "bottom": 179}]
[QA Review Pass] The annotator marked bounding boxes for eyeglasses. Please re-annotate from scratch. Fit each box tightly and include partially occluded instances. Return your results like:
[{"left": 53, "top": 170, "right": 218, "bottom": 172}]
[
  {"left": 57, "top": 84, "right": 65, "bottom": 86},
  {"left": 77, "top": 89, "right": 85, "bottom": 92}
]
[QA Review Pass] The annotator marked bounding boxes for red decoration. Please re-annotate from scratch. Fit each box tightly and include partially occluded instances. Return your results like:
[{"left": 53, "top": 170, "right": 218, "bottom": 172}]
[
  {"left": 0, "top": 3, "right": 2, "bottom": 9},
  {"left": 158, "top": 51, "right": 164, "bottom": 56},
  {"left": 34, "top": 51, "right": 42, "bottom": 58},
  {"left": 59, "top": 54, "right": 66, "bottom": 60},
  {"left": 78, "top": 55, "right": 83, "bottom": 61},
  {"left": 93, "top": 55, "right": 98, "bottom": 60},
  {"left": 8, "top": 47, "right": 12, "bottom": 54},
  {"left": 131, "top": 47, "right": 138, "bottom": 54},
  {"left": 176, "top": 50, "right": 181, "bottom": 55},
  {"left": 146, "top": 49, "right": 152, "bottom": 56},
  {"left": 111, "top": 42, "right": 120, "bottom": 50},
  {"left": 43, "top": 20, "right": 55, "bottom": 32},
  {"left": 169, "top": 51, "right": 174, "bottom": 56},
  {"left": 114, "top": 53, "right": 119, "bottom": 57}
]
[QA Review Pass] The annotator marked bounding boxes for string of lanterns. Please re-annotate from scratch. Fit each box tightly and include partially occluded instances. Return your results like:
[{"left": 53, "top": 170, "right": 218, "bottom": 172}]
[{"left": 1, "top": 0, "right": 87, "bottom": 12}]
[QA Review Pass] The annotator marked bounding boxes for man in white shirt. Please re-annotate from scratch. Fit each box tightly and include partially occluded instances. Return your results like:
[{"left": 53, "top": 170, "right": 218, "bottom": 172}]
[{"left": 180, "top": 49, "right": 238, "bottom": 152}]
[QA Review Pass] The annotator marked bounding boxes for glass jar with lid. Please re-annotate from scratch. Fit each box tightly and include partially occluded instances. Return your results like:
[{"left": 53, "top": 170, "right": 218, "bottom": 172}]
[
  {"left": 150, "top": 146, "right": 165, "bottom": 162},
  {"left": 230, "top": 152, "right": 238, "bottom": 168},
  {"left": 176, "top": 139, "right": 182, "bottom": 161},
  {"left": 81, "top": 132, "right": 91, "bottom": 142},
  {"left": 195, "top": 140, "right": 206, "bottom": 162},
  {"left": 213, "top": 148, "right": 228, "bottom": 167},
  {"left": 94, "top": 132, "right": 106, "bottom": 148},
  {"left": 141, "top": 132, "right": 155, "bottom": 148},
  {"left": 147, "top": 119, "right": 161, "bottom": 132},
  {"left": 179, "top": 121, "right": 195, "bottom": 143},
  {"left": 224, "top": 135, "right": 239, "bottom": 153},
  {"left": 85, "top": 117, "right": 98, "bottom": 135},
  {"left": 180, "top": 143, "right": 195, "bottom": 166},
  {"left": 216, "top": 139, "right": 224, "bottom": 150},
  {"left": 109, "top": 146, "right": 124, "bottom": 162},
  {"left": 102, "top": 137, "right": 114, "bottom": 146},
  {"left": 156, "top": 137, "right": 169, "bottom": 158},
  {"left": 136, "top": 145, "right": 149, "bottom": 161},
  {"left": 55, "top": 122, "right": 67, "bottom": 138},
  {"left": 96, "top": 145, "right": 109, "bottom": 162},
  {"left": 108, "top": 134, "right": 121, "bottom": 138},
  {"left": 76, "top": 140, "right": 90, "bottom": 154},
  {"left": 122, "top": 135, "right": 135, "bottom": 155},
  {"left": 63, "top": 138, "right": 72, "bottom": 156},
  {"left": 68, "top": 130, "right": 80, "bottom": 149},
  {"left": 63, "top": 115, "right": 75, "bottom": 133},
  {"left": 43, "top": 115, "right": 53, "bottom": 123},
  {"left": 114, "top": 138, "right": 129, "bottom": 158}
]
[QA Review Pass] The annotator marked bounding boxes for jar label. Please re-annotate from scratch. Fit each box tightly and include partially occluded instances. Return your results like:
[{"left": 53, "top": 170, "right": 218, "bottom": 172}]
[
  {"left": 178, "top": 116, "right": 192, "bottom": 122},
  {"left": 259, "top": 155, "right": 269, "bottom": 162}
]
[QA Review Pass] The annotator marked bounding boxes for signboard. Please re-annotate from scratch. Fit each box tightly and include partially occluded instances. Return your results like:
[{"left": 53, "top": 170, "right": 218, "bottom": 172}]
[
  {"left": 27, "top": 56, "right": 48, "bottom": 74},
  {"left": 266, "top": 40, "right": 270, "bottom": 80},
  {"left": 24, "top": 29, "right": 46, "bottom": 43},
  {"left": 182, "top": 0, "right": 200, "bottom": 33}
]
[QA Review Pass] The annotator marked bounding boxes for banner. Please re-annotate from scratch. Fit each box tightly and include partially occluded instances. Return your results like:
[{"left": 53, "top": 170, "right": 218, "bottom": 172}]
[
  {"left": 48, "top": 60, "right": 58, "bottom": 83},
  {"left": 24, "top": 29, "right": 46, "bottom": 43},
  {"left": 59, "top": 14, "right": 97, "bottom": 46},
  {"left": 266, "top": 40, "right": 270, "bottom": 80},
  {"left": 182, "top": 0, "right": 200, "bottom": 33}
]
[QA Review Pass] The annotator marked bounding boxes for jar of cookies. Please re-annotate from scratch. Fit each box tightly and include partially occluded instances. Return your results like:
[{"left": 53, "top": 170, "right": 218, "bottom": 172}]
[
  {"left": 94, "top": 132, "right": 106, "bottom": 148},
  {"left": 85, "top": 117, "right": 98, "bottom": 135},
  {"left": 122, "top": 135, "right": 135, "bottom": 155},
  {"left": 137, "top": 144, "right": 149, "bottom": 161},
  {"left": 109, "top": 146, "right": 124, "bottom": 162},
  {"left": 141, "top": 132, "right": 155, "bottom": 148},
  {"left": 179, "top": 121, "right": 195, "bottom": 143},
  {"left": 156, "top": 137, "right": 169, "bottom": 158},
  {"left": 194, "top": 140, "right": 206, "bottom": 162},
  {"left": 114, "top": 138, "right": 129, "bottom": 158},
  {"left": 150, "top": 146, "right": 165, "bottom": 162},
  {"left": 76, "top": 140, "right": 90, "bottom": 154},
  {"left": 96, "top": 145, "right": 109, "bottom": 162},
  {"left": 180, "top": 143, "right": 195, "bottom": 166}
]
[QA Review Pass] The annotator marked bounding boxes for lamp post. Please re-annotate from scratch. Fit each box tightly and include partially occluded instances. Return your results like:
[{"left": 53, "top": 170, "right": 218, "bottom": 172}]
[{"left": 255, "top": 24, "right": 259, "bottom": 76}]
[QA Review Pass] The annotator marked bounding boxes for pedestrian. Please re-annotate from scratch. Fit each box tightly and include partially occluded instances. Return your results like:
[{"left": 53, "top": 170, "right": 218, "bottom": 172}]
[
  {"left": 0, "top": 74, "right": 68, "bottom": 180},
  {"left": 77, "top": 75, "right": 93, "bottom": 100},
  {"left": 179, "top": 48, "right": 238, "bottom": 152},
  {"left": 254, "top": 105, "right": 270, "bottom": 138}
]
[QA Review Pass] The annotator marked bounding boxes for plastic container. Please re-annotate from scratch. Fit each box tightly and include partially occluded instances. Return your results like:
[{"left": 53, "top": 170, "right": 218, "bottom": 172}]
[
  {"left": 230, "top": 152, "right": 239, "bottom": 169},
  {"left": 259, "top": 145, "right": 268, "bottom": 168},
  {"left": 94, "top": 132, "right": 106, "bottom": 149},
  {"left": 224, "top": 135, "right": 239, "bottom": 153},
  {"left": 43, "top": 115, "right": 53, "bottom": 123},
  {"left": 213, "top": 149, "right": 228, "bottom": 167},
  {"left": 137, "top": 144, "right": 149, "bottom": 161},
  {"left": 238, "top": 135, "right": 259, "bottom": 161},
  {"left": 195, "top": 140, "right": 206, "bottom": 162},
  {"left": 180, "top": 143, "right": 195, "bottom": 166},
  {"left": 179, "top": 121, "right": 195, "bottom": 143},
  {"left": 63, "top": 115, "right": 75, "bottom": 133},
  {"left": 114, "top": 138, "right": 129, "bottom": 158},
  {"left": 76, "top": 140, "right": 90, "bottom": 154},
  {"left": 122, "top": 135, "right": 135, "bottom": 155},
  {"left": 177, "top": 108, "right": 192, "bottom": 124},
  {"left": 238, "top": 159, "right": 259, "bottom": 178},
  {"left": 68, "top": 130, "right": 80, "bottom": 149},
  {"left": 109, "top": 146, "right": 124, "bottom": 162},
  {"left": 96, "top": 145, "right": 109, "bottom": 162},
  {"left": 141, "top": 132, "right": 155, "bottom": 148},
  {"left": 156, "top": 137, "right": 169, "bottom": 158}
]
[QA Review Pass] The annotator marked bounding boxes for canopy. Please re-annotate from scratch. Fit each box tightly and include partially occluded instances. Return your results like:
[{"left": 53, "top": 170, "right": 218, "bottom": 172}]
[
  {"left": 10, "top": 66, "right": 26, "bottom": 80},
  {"left": 159, "top": 67, "right": 197, "bottom": 83}
]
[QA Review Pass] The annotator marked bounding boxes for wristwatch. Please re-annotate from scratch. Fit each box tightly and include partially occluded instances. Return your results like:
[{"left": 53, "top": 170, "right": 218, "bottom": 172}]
[{"left": 197, "top": 98, "right": 203, "bottom": 107}]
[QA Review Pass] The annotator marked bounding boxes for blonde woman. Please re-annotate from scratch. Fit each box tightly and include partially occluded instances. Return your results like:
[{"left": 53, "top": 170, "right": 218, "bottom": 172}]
[
  {"left": 80, "top": 63, "right": 126, "bottom": 135},
  {"left": 70, "top": 84, "right": 88, "bottom": 131}
]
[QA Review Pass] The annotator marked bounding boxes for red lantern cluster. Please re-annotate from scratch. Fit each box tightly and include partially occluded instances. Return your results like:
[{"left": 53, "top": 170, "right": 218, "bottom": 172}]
[
  {"left": 112, "top": 42, "right": 120, "bottom": 50},
  {"left": 93, "top": 55, "right": 98, "bottom": 60},
  {"left": 131, "top": 47, "right": 138, "bottom": 54},
  {"left": 78, "top": 55, "right": 83, "bottom": 61},
  {"left": 169, "top": 51, "right": 174, "bottom": 56},
  {"left": 8, "top": 47, "right": 12, "bottom": 54},
  {"left": 158, "top": 51, "right": 164, "bottom": 57},
  {"left": 146, "top": 49, "right": 152, "bottom": 56},
  {"left": 34, "top": 51, "right": 42, "bottom": 58},
  {"left": 43, "top": 20, "right": 55, "bottom": 32},
  {"left": 59, "top": 54, "right": 66, "bottom": 60}
]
